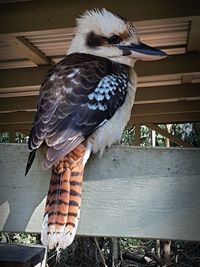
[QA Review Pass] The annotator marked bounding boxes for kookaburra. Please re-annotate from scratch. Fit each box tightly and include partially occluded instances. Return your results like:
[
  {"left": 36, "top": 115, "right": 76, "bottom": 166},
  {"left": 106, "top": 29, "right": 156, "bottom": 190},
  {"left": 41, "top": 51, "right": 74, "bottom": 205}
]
[{"left": 26, "top": 8, "right": 167, "bottom": 249}]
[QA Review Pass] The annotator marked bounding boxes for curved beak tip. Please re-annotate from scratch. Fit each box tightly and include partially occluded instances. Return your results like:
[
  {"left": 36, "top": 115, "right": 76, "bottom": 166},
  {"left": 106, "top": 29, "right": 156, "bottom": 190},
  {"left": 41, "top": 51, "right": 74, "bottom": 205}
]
[{"left": 120, "top": 42, "right": 168, "bottom": 61}]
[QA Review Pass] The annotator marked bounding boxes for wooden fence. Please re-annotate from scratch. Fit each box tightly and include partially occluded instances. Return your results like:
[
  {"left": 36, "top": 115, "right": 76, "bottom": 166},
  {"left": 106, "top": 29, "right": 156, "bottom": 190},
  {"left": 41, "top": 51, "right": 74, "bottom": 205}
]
[{"left": 1, "top": 143, "right": 200, "bottom": 242}]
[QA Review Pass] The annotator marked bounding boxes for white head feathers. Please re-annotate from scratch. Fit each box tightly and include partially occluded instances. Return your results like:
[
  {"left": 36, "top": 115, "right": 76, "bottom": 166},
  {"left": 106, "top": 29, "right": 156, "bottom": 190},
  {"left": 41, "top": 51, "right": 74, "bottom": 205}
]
[
  {"left": 67, "top": 8, "right": 139, "bottom": 66},
  {"left": 77, "top": 8, "right": 128, "bottom": 37}
]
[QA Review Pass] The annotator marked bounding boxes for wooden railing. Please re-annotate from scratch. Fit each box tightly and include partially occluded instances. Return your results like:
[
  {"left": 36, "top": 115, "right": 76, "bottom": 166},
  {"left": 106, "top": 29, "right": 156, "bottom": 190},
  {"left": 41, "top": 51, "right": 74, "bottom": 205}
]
[{"left": 0, "top": 143, "right": 200, "bottom": 266}]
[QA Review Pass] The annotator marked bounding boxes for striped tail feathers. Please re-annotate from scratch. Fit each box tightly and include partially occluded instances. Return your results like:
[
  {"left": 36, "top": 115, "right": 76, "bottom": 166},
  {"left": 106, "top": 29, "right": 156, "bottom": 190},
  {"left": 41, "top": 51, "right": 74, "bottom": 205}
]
[{"left": 41, "top": 143, "right": 87, "bottom": 249}]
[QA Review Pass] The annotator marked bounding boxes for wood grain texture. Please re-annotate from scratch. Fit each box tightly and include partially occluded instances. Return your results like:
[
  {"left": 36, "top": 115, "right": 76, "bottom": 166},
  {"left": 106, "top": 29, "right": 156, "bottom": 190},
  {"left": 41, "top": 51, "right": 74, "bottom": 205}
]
[{"left": 0, "top": 143, "right": 200, "bottom": 241}]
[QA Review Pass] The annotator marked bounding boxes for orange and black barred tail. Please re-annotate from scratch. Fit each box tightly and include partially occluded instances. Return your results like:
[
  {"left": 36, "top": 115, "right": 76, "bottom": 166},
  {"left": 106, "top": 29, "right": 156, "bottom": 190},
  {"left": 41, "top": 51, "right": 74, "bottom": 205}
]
[{"left": 41, "top": 143, "right": 86, "bottom": 249}]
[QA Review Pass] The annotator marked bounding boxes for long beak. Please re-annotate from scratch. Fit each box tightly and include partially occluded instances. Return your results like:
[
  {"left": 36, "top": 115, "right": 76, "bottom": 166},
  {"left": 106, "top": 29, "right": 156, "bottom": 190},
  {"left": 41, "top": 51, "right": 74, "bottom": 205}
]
[{"left": 120, "top": 42, "right": 168, "bottom": 61}]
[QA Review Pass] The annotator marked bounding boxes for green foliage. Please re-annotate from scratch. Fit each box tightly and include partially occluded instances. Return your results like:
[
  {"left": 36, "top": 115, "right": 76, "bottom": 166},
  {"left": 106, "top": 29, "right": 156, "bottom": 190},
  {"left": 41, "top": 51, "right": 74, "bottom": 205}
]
[
  {"left": 171, "top": 123, "right": 200, "bottom": 146},
  {"left": 120, "top": 238, "right": 145, "bottom": 253},
  {"left": 140, "top": 125, "right": 151, "bottom": 146},
  {"left": 155, "top": 125, "right": 166, "bottom": 147},
  {"left": 0, "top": 232, "right": 39, "bottom": 245},
  {"left": 122, "top": 123, "right": 200, "bottom": 147},
  {"left": 0, "top": 132, "right": 9, "bottom": 143},
  {"left": 121, "top": 125, "right": 167, "bottom": 147},
  {"left": 0, "top": 131, "right": 28, "bottom": 143},
  {"left": 120, "top": 238, "right": 155, "bottom": 255},
  {"left": 121, "top": 128, "right": 135, "bottom": 146},
  {"left": 16, "top": 132, "right": 28, "bottom": 143}
]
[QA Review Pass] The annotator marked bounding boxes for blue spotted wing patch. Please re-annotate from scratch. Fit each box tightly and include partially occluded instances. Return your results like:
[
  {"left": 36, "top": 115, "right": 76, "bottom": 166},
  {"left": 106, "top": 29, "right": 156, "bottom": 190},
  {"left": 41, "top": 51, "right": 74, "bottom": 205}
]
[{"left": 86, "top": 70, "right": 128, "bottom": 116}]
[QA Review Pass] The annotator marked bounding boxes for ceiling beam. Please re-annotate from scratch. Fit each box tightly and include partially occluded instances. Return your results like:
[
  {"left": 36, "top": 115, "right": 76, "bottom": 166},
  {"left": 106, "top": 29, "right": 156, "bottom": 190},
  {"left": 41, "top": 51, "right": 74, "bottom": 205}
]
[
  {"left": 0, "top": 100, "right": 199, "bottom": 125},
  {"left": 1, "top": 83, "right": 200, "bottom": 112},
  {"left": 0, "top": 0, "right": 199, "bottom": 34},
  {"left": 0, "top": 112, "right": 34, "bottom": 125},
  {"left": 2, "top": 36, "right": 52, "bottom": 65},
  {"left": 133, "top": 100, "right": 200, "bottom": 116},
  {"left": 187, "top": 18, "right": 200, "bottom": 52},
  {"left": 0, "top": 95, "right": 38, "bottom": 112},
  {"left": 135, "top": 52, "right": 200, "bottom": 77},
  {"left": 0, "top": 53, "right": 199, "bottom": 90},
  {"left": 0, "top": 112, "right": 200, "bottom": 134},
  {"left": 0, "top": 66, "right": 50, "bottom": 89},
  {"left": 0, "top": 123, "right": 32, "bottom": 132},
  {"left": 130, "top": 112, "right": 200, "bottom": 125},
  {"left": 136, "top": 83, "right": 200, "bottom": 103}
]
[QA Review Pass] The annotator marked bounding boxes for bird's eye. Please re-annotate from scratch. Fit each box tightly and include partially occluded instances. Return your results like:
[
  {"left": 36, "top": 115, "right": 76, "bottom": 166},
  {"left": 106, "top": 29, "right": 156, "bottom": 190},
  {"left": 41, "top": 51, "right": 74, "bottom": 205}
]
[{"left": 108, "top": 35, "right": 122, "bottom": 44}]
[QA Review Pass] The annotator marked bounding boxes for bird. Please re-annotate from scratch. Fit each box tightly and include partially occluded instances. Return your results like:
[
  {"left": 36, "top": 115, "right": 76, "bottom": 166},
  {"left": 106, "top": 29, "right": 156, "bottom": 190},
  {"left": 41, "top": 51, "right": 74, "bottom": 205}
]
[{"left": 25, "top": 8, "right": 167, "bottom": 250}]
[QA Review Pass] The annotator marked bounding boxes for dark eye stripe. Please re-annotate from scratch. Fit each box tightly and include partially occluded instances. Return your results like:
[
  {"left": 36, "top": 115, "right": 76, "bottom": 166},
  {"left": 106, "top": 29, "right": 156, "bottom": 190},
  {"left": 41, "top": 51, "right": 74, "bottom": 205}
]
[
  {"left": 108, "top": 35, "right": 122, "bottom": 44},
  {"left": 86, "top": 31, "right": 105, "bottom": 47}
]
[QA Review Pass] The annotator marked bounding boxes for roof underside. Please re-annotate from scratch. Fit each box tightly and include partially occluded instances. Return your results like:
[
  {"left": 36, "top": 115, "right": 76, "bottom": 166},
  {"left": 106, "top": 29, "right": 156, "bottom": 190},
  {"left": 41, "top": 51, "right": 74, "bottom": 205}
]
[{"left": 0, "top": 0, "right": 200, "bottom": 134}]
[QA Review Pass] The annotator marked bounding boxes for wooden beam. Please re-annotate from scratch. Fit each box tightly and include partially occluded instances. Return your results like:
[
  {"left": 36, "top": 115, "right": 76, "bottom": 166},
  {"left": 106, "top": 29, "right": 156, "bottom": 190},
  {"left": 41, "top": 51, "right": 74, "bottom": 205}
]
[
  {"left": 136, "top": 83, "right": 200, "bottom": 104},
  {"left": 0, "top": 66, "right": 50, "bottom": 89},
  {"left": 0, "top": 123, "right": 32, "bottom": 132},
  {"left": 0, "top": 112, "right": 34, "bottom": 125},
  {"left": 0, "top": 0, "right": 199, "bottom": 34},
  {"left": 135, "top": 52, "right": 200, "bottom": 77},
  {"left": 9, "top": 130, "right": 15, "bottom": 143},
  {"left": 1, "top": 84, "right": 200, "bottom": 112},
  {"left": 0, "top": 86, "right": 40, "bottom": 98},
  {"left": 2, "top": 36, "right": 52, "bottom": 65},
  {"left": 1, "top": 144, "right": 200, "bottom": 241},
  {"left": 181, "top": 74, "right": 193, "bottom": 84},
  {"left": 0, "top": 96, "right": 38, "bottom": 112},
  {"left": 187, "top": 18, "right": 200, "bottom": 52},
  {"left": 133, "top": 100, "right": 200, "bottom": 116},
  {"left": 0, "top": 53, "right": 199, "bottom": 90},
  {"left": 0, "top": 100, "right": 200, "bottom": 125},
  {"left": 145, "top": 123, "right": 193, "bottom": 147},
  {"left": 0, "top": 112, "right": 199, "bottom": 133},
  {"left": 134, "top": 124, "right": 141, "bottom": 145},
  {"left": 130, "top": 112, "right": 200, "bottom": 124}
]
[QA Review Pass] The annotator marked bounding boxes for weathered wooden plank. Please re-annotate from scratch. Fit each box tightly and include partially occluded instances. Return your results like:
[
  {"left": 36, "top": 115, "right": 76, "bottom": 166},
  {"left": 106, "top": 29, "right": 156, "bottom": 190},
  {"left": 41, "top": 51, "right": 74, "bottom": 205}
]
[
  {"left": 0, "top": 144, "right": 200, "bottom": 241},
  {"left": 2, "top": 36, "right": 52, "bottom": 66}
]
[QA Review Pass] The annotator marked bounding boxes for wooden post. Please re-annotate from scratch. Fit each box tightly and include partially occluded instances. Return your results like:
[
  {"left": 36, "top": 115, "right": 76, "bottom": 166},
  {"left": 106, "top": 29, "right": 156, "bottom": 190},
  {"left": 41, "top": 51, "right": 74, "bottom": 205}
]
[
  {"left": 9, "top": 130, "right": 15, "bottom": 143},
  {"left": 152, "top": 129, "right": 156, "bottom": 147},
  {"left": 134, "top": 124, "right": 141, "bottom": 146}
]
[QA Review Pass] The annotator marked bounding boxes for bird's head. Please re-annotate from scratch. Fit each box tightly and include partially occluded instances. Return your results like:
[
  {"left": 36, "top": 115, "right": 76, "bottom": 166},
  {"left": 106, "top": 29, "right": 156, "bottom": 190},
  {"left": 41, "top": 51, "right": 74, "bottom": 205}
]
[{"left": 68, "top": 8, "right": 167, "bottom": 67}]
